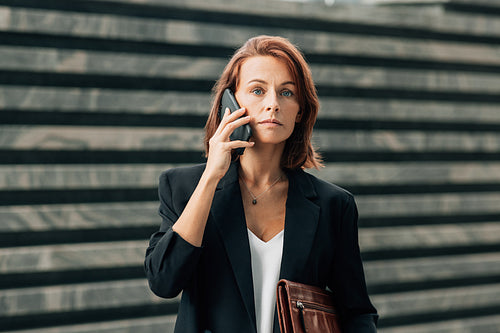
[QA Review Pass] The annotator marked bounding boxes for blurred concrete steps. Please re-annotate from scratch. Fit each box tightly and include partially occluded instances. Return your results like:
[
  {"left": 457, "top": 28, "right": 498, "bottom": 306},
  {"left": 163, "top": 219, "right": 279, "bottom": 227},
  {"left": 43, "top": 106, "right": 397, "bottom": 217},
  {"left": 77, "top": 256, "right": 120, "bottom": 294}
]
[
  {"left": 378, "top": 314, "right": 500, "bottom": 333},
  {"left": 373, "top": 283, "right": 500, "bottom": 327},
  {"left": 7, "top": 316, "right": 176, "bottom": 333},
  {"left": 360, "top": 222, "right": 500, "bottom": 251},
  {"left": 365, "top": 252, "right": 500, "bottom": 287},
  {"left": 0, "top": 241, "right": 146, "bottom": 274},
  {"left": 0, "top": 279, "right": 173, "bottom": 317},
  {"left": 4, "top": 126, "right": 500, "bottom": 152},
  {"left": 0, "top": 202, "right": 158, "bottom": 232},
  {"left": 1, "top": 0, "right": 500, "bottom": 332},
  {"left": 0, "top": 280, "right": 179, "bottom": 331}
]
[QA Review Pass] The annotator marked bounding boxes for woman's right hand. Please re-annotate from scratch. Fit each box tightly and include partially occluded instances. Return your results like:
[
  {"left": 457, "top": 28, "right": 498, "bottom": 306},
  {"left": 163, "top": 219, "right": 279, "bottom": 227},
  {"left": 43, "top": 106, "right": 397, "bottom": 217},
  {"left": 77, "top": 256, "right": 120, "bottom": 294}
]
[
  {"left": 204, "top": 107, "right": 254, "bottom": 181},
  {"left": 170, "top": 108, "right": 253, "bottom": 247}
]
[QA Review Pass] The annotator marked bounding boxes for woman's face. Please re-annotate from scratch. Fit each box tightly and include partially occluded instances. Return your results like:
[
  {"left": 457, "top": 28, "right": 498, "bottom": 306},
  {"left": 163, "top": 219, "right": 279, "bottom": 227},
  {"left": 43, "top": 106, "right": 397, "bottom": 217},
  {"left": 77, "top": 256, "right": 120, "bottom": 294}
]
[{"left": 234, "top": 56, "right": 300, "bottom": 146}]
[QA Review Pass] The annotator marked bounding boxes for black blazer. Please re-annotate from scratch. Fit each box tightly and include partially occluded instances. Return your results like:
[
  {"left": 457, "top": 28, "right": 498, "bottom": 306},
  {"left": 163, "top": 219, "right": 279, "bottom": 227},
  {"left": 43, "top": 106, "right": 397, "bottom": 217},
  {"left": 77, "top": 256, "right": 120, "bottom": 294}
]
[{"left": 145, "top": 162, "right": 377, "bottom": 333}]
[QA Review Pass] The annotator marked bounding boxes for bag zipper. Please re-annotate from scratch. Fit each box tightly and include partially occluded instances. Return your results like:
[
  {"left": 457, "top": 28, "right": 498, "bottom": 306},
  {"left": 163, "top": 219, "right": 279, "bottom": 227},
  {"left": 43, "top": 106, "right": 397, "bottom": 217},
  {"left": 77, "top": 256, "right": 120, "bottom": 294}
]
[
  {"left": 295, "top": 300, "right": 337, "bottom": 332},
  {"left": 296, "top": 300, "right": 336, "bottom": 314}
]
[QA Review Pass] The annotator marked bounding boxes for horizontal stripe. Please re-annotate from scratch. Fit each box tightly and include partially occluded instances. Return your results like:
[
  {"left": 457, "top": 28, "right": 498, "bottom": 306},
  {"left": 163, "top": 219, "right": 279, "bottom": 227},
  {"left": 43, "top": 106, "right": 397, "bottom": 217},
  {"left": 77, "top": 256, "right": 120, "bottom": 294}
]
[
  {"left": 313, "top": 162, "right": 500, "bottom": 186},
  {"left": 9, "top": 315, "right": 176, "bottom": 333},
  {"left": 3, "top": 110, "right": 500, "bottom": 132},
  {"left": 0, "top": 188, "right": 157, "bottom": 205},
  {"left": 321, "top": 151, "right": 500, "bottom": 162},
  {"left": 3, "top": 162, "right": 500, "bottom": 190},
  {"left": 2, "top": 150, "right": 500, "bottom": 164},
  {"left": 373, "top": 282, "right": 500, "bottom": 316},
  {"left": 359, "top": 213, "right": 500, "bottom": 228},
  {"left": 0, "top": 164, "right": 174, "bottom": 190},
  {"left": 3, "top": 126, "right": 500, "bottom": 152},
  {"left": 316, "top": 85, "right": 500, "bottom": 102},
  {"left": 379, "top": 314, "right": 500, "bottom": 333},
  {"left": 378, "top": 305, "right": 500, "bottom": 328},
  {"left": 0, "top": 202, "right": 159, "bottom": 232},
  {"left": 0, "top": 70, "right": 213, "bottom": 91},
  {"left": 346, "top": 183, "right": 500, "bottom": 195},
  {"left": 0, "top": 241, "right": 146, "bottom": 274},
  {"left": 364, "top": 252, "right": 500, "bottom": 285},
  {"left": 0, "top": 125, "right": 205, "bottom": 150},
  {"left": 369, "top": 274, "right": 500, "bottom": 295},
  {"left": 0, "top": 303, "right": 179, "bottom": 332},
  {"left": 0, "top": 279, "right": 169, "bottom": 316},
  {"left": 0, "top": 110, "right": 208, "bottom": 128},
  {"left": 356, "top": 193, "right": 500, "bottom": 217},
  {"left": 307, "top": 52, "right": 500, "bottom": 73},
  {"left": 0, "top": 164, "right": 173, "bottom": 191},
  {"left": 0, "top": 226, "right": 157, "bottom": 247},
  {"left": 2, "top": 184, "right": 500, "bottom": 205},
  {"left": 360, "top": 222, "right": 500, "bottom": 252},
  {"left": 446, "top": 2, "right": 500, "bottom": 16},
  {"left": 372, "top": 283, "right": 500, "bottom": 323},
  {"left": 362, "top": 244, "right": 500, "bottom": 261}
]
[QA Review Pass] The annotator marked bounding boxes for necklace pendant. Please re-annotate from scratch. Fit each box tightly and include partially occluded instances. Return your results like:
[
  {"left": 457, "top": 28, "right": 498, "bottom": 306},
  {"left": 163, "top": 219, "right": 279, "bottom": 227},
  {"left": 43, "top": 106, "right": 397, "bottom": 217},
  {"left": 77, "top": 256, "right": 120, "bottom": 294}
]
[{"left": 252, "top": 199, "right": 257, "bottom": 205}]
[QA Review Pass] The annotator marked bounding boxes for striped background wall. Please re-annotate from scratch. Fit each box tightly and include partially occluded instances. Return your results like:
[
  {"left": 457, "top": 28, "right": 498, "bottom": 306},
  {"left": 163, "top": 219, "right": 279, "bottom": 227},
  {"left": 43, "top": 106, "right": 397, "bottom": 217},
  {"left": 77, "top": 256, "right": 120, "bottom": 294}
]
[{"left": 1, "top": 0, "right": 500, "bottom": 332}]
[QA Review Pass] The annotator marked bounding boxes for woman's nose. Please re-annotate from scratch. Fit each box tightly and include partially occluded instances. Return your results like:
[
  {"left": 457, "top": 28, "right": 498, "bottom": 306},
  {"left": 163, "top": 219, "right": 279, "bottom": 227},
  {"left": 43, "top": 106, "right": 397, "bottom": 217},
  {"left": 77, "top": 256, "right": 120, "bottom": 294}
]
[{"left": 265, "top": 93, "right": 280, "bottom": 112}]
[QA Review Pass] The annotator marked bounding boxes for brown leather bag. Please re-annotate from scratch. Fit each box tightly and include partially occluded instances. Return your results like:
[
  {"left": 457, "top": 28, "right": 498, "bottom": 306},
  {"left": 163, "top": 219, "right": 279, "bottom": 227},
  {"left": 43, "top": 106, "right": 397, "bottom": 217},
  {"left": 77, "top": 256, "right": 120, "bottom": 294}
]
[{"left": 276, "top": 279, "right": 342, "bottom": 333}]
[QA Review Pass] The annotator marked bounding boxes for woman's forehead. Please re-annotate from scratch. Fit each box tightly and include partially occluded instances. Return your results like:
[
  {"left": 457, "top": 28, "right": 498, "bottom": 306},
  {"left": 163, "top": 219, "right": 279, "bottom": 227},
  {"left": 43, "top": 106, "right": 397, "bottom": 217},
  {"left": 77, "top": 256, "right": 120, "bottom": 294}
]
[{"left": 238, "top": 56, "right": 295, "bottom": 85}]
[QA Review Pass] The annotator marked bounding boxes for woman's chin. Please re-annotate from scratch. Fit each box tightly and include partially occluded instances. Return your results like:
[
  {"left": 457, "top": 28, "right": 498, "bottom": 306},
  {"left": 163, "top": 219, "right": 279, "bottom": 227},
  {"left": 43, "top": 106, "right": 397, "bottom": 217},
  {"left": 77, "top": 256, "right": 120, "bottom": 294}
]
[
  {"left": 251, "top": 137, "right": 287, "bottom": 147},
  {"left": 251, "top": 131, "right": 292, "bottom": 145}
]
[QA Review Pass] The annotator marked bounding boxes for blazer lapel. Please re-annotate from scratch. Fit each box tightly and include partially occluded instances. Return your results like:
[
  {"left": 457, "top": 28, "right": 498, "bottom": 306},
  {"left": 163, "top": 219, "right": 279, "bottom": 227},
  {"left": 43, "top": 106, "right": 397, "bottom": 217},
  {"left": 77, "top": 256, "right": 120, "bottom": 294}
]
[
  {"left": 273, "top": 169, "right": 320, "bottom": 333},
  {"left": 279, "top": 169, "right": 320, "bottom": 281},
  {"left": 210, "top": 163, "right": 257, "bottom": 332}
]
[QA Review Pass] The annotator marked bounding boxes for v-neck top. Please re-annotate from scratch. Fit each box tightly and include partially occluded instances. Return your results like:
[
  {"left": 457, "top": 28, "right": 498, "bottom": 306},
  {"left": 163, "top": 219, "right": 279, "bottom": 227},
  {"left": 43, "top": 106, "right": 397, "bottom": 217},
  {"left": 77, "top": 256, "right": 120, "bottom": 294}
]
[{"left": 247, "top": 228, "right": 284, "bottom": 333}]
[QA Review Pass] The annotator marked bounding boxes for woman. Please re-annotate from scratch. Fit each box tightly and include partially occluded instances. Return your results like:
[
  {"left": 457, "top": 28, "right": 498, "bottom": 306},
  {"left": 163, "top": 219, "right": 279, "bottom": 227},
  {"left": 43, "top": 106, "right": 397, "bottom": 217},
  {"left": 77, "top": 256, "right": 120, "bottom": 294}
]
[{"left": 145, "top": 35, "right": 378, "bottom": 333}]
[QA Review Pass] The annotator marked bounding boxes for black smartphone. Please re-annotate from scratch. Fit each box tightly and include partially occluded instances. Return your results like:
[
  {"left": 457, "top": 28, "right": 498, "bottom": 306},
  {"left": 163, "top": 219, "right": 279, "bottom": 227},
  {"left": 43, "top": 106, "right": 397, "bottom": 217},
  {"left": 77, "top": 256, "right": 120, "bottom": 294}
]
[{"left": 218, "top": 88, "right": 252, "bottom": 155}]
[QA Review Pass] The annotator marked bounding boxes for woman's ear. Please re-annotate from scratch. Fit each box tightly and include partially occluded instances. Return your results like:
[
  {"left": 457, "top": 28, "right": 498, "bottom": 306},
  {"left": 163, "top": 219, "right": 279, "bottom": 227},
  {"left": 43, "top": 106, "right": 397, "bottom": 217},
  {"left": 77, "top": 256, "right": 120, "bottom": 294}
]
[{"left": 295, "top": 110, "right": 302, "bottom": 123}]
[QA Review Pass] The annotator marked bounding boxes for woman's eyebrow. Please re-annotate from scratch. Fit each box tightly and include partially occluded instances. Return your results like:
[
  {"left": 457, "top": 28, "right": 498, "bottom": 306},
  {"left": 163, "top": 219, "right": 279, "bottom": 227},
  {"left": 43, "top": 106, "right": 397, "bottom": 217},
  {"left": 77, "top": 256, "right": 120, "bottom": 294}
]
[
  {"left": 246, "top": 79, "right": 295, "bottom": 86},
  {"left": 247, "top": 79, "right": 267, "bottom": 85}
]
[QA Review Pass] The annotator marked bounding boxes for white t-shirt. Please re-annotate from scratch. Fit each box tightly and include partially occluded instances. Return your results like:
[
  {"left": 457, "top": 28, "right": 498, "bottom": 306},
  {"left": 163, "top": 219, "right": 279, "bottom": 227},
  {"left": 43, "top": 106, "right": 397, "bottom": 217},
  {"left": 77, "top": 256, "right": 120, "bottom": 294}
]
[{"left": 247, "top": 228, "right": 284, "bottom": 333}]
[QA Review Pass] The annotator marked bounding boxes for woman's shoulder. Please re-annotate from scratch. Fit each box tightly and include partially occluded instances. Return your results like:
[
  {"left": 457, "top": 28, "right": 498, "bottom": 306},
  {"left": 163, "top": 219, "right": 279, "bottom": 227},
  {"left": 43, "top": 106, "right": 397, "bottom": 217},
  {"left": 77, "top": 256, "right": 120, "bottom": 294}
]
[
  {"left": 299, "top": 169, "right": 354, "bottom": 203},
  {"left": 160, "top": 163, "right": 206, "bottom": 180},
  {"left": 159, "top": 163, "right": 206, "bottom": 192}
]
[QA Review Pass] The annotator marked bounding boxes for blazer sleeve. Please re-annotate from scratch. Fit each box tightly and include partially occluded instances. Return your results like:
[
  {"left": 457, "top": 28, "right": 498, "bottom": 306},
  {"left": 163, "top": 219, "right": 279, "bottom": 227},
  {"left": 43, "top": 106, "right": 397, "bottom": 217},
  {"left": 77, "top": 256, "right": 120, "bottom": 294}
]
[
  {"left": 329, "top": 194, "right": 378, "bottom": 332},
  {"left": 144, "top": 169, "right": 203, "bottom": 298}
]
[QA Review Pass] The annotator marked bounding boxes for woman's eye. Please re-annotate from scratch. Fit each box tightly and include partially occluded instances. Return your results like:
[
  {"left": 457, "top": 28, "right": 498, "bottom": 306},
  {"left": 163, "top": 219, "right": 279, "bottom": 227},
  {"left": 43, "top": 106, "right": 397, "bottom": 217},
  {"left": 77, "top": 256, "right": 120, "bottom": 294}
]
[
  {"left": 251, "top": 88, "right": 263, "bottom": 95},
  {"left": 281, "top": 90, "right": 293, "bottom": 97}
]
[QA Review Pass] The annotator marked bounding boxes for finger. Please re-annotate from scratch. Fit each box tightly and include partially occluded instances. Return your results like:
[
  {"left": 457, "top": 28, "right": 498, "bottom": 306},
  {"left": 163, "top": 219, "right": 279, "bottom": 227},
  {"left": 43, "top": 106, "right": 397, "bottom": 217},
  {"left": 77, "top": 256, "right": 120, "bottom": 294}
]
[
  {"left": 213, "top": 107, "right": 230, "bottom": 136},
  {"left": 226, "top": 140, "right": 255, "bottom": 150},
  {"left": 221, "top": 107, "right": 246, "bottom": 124},
  {"left": 220, "top": 115, "right": 251, "bottom": 139},
  {"left": 216, "top": 110, "right": 249, "bottom": 139}
]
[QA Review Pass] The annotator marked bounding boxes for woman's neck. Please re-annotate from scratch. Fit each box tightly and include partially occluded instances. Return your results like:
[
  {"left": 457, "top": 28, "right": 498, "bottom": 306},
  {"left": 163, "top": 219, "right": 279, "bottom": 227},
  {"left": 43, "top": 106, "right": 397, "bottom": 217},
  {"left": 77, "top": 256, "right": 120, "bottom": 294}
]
[{"left": 238, "top": 142, "right": 285, "bottom": 185}]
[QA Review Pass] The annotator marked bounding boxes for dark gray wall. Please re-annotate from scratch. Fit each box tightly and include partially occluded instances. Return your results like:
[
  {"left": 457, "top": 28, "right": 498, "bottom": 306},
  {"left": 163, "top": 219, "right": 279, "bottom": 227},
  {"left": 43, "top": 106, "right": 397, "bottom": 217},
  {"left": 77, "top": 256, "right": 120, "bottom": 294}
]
[{"left": 1, "top": 0, "right": 500, "bottom": 332}]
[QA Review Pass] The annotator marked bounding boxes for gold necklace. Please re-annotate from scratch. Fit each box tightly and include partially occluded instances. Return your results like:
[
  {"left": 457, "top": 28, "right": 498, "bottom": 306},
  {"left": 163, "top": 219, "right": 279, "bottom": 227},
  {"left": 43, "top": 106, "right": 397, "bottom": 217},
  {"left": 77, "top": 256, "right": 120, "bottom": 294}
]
[{"left": 239, "top": 174, "right": 282, "bottom": 205}]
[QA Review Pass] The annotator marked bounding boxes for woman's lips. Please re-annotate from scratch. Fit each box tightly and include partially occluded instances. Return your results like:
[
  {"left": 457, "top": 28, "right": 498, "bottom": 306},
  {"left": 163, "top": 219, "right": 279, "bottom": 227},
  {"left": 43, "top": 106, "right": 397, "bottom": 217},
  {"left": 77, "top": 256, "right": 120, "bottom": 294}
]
[{"left": 259, "top": 119, "right": 282, "bottom": 125}]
